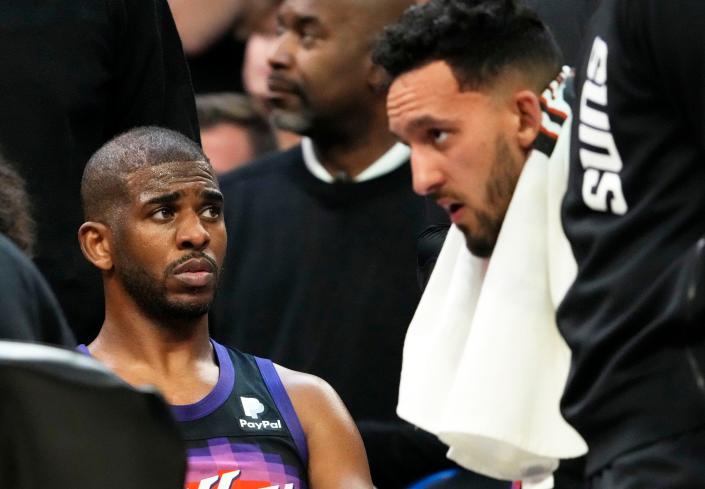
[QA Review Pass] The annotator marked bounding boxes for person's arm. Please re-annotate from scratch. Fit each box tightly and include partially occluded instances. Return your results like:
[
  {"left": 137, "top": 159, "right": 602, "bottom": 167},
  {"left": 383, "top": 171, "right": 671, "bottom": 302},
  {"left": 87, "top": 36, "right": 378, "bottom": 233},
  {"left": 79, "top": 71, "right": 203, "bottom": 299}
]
[
  {"left": 108, "top": 0, "right": 200, "bottom": 142},
  {"left": 167, "top": 0, "right": 243, "bottom": 54},
  {"left": 167, "top": 0, "right": 280, "bottom": 55},
  {"left": 275, "top": 365, "right": 373, "bottom": 489}
]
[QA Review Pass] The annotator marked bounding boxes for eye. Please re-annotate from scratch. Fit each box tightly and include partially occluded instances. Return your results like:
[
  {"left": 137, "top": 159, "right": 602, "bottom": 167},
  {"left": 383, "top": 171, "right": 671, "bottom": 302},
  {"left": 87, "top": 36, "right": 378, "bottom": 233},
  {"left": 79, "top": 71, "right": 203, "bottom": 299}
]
[
  {"left": 151, "top": 207, "right": 174, "bottom": 221},
  {"left": 300, "top": 31, "right": 317, "bottom": 48},
  {"left": 200, "top": 205, "right": 222, "bottom": 220},
  {"left": 429, "top": 129, "right": 449, "bottom": 145}
]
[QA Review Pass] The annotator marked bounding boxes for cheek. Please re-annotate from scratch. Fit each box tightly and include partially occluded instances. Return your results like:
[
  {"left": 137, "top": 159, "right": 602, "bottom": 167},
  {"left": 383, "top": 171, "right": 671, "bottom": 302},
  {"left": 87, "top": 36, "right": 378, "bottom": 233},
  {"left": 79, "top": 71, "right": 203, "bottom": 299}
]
[
  {"left": 302, "top": 50, "right": 366, "bottom": 95},
  {"left": 210, "top": 225, "right": 228, "bottom": 266},
  {"left": 120, "top": 227, "right": 170, "bottom": 271}
]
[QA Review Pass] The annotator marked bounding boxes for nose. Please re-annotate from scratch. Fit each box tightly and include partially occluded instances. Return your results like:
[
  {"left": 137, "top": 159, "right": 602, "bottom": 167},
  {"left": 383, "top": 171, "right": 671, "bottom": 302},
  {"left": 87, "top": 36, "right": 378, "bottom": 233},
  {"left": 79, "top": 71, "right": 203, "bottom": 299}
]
[
  {"left": 410, "top": 149, "right": 445, "bottom": 196},
  {"left": 176, "top": 212, "right": 210, "bottom": 251},
  {"left": 268, "top": 32, "right": 294, "bottom": 71}
]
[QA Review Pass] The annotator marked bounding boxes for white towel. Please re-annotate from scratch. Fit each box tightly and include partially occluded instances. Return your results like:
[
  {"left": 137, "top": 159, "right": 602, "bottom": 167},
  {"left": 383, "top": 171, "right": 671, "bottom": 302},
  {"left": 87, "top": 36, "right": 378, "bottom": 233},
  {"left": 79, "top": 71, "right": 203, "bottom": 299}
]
[{"left": 397, "top": 73, "right": 587, "bottom": 482}]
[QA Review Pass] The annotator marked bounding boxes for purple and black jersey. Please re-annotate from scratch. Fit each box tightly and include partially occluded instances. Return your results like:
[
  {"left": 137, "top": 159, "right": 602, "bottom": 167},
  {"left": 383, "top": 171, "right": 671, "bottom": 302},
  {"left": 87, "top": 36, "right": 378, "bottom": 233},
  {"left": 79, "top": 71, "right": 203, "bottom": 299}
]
[
  {"left": 78, "top": 341, "right": 308, "bottom": 489},
  {"left": 175, "top": 342, "right": 308, "bottom": 489}
]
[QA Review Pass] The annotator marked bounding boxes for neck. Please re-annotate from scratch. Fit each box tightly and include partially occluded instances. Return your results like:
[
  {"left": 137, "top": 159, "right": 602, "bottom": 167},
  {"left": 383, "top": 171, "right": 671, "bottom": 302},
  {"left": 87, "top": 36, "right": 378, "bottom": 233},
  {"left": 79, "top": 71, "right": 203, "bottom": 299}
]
[
  {"left": 89, "top": 288, "right": 212, "bottom": 377},
  {"left": 87, "top": 283, "right": 220, "bottom": 406},
  {"left": 310, "top": 105, "right": 398, "bottom": 179}
]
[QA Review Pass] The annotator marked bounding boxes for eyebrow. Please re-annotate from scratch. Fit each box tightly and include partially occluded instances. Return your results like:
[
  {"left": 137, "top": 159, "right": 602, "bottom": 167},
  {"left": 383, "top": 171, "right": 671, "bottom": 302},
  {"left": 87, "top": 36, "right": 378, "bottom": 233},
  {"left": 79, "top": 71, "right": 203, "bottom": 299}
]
[
  {"left": 278, "top": 11, "right": 325, "bottom": 34},
  {"left": 144, "top": 192, "right": 180, "bottom": 206},
  {"left": 143, "top": 189, "right": 223, "bottom": 206},
  {"left": 296, "top": 15, "right": 323, "bottom": 29},
  {"left": 407, "top": 115, "right": 450, "bottom": 132},
  {"left": 201, "top": 189, "right": 224, "bottom": 203}
]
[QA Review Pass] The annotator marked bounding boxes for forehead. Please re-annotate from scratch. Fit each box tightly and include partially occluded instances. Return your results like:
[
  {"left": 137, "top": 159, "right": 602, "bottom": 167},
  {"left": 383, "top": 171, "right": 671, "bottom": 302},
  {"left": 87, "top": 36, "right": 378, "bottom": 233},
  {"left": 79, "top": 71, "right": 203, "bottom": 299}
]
[
  {"left": 125, "top": 161, "right": 218, "bottom": 200},
  {"left": 279, "top": 0, "right": 369, "bottom": 31},
  {"left": 387, "top": 61, "right": 493, "bottom": 132},
  {"left": 280, "top": 0, "right": 341, "bottom": 23}
]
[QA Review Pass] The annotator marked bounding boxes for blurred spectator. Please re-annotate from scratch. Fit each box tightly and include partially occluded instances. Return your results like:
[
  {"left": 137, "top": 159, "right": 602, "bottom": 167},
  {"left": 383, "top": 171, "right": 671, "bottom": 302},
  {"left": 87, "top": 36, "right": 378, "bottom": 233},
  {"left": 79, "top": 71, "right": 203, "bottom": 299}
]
[
  {"left": 197, "top": 92, "right": 277, "bottom": 174},
  {"left": 212, "top": 0, "right": 451, "bottom": 486},
  {"left": 0, "top": 0, "right": 199, "bottom": 343},
  {"left": 0, "top": 160, "right": 74, "bottom": 346},
  {"left": 0, "top": 159, "right": 35, "bottom": 256},
  {"left": 241, "top": 1, "right": 301, "bottom": 149},
  {"left": 241, "top": 3, "right": 279, "bottom": 107}
]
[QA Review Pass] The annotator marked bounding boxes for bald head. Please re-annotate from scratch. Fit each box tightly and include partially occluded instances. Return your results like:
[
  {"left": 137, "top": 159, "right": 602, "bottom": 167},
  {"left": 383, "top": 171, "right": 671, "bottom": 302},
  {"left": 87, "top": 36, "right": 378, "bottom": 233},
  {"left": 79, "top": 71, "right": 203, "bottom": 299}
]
[
  {"left": 344, "top": 0, "right": 415, "bottom": 44},
  {"left": 81, "top": 127, "right": 210, "bottom": 226}
]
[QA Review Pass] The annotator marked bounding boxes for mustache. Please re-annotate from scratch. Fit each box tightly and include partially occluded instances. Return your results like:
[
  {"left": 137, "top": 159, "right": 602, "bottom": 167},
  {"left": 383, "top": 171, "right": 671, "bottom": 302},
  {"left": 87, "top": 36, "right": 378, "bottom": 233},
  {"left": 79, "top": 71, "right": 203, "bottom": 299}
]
[
  {"left": 267, "top": 73, "right": 302, "bottom": 95},
  {"left": 165, "top": 252, "right": 218, "bottom": 277}
]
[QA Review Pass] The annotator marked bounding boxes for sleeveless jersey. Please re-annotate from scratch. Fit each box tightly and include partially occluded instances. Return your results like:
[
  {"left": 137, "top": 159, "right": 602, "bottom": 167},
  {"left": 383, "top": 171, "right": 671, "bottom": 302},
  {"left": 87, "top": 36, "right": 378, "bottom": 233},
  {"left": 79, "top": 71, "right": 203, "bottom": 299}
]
[
  {"left": 174, "top": 341, "right": 308, "bottom": 489},
  {"left": 78, "top": 341, "right": 309, "bottom": 489}
]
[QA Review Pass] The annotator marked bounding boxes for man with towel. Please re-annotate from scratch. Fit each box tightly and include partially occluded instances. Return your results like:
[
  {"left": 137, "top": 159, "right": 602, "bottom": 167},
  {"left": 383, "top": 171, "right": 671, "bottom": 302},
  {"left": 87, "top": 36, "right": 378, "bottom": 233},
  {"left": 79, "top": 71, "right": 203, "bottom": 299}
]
[{"left": 373, "top": 0, "right": 586, "bottom": 486}]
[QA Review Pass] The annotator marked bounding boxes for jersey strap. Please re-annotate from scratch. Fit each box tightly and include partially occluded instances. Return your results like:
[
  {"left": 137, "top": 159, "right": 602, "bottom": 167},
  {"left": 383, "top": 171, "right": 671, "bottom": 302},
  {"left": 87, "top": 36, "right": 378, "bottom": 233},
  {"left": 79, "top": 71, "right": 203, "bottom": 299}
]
[{"left": 255, "top": 356, "right": 309, "bottom": 466}]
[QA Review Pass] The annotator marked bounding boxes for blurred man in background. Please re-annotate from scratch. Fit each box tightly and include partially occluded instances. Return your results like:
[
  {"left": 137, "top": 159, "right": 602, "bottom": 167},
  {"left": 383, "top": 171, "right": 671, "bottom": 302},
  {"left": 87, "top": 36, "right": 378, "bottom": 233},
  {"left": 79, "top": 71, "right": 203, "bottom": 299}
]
[{"left": 213, "top": 0, "right": 452, "bottom": 486}]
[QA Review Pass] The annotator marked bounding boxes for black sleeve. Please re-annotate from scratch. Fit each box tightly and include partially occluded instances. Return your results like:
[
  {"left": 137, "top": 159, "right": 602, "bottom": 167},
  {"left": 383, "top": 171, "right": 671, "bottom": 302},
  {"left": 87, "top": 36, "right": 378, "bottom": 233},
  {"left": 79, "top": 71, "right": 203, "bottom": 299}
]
[
  {"left": 0, "top": 236, "right": 75, "bottom": 347},
  {"left": 106, "top": 0, "right": 200, "bottom": 142},
  {"left": 635, "top": 0, "right": 705, "bottom": 154}
]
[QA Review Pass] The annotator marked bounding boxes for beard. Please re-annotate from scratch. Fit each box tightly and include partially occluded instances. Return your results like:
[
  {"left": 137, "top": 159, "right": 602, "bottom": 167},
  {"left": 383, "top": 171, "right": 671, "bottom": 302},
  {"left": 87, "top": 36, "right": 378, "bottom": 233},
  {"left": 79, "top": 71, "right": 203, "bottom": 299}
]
[
  {"left": 269, "top": 107, "right": 315, "bottom": 134},
  {"left": 460, "top": 136, "right": 523, "bottom": 258},
  {"left": 115, "top": 251, "right": 216, "bottom": 324}
]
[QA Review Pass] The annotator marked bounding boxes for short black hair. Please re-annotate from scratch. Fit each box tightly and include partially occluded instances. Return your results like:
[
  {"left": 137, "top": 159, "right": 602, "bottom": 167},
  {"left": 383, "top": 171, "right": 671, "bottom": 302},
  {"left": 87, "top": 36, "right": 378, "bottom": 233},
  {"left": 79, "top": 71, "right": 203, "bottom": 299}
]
[
  {"left": 372, "top": 0, "right": 562, "bottom": 93},
  {"left": 81, "top": 126, "right": 209, "bottom": 224},
  {"left": 196, "top": 92, "right": 277, "bottom": 156},
  {"left": 0, "top": 159, "right": 35, "bottom": 256}
]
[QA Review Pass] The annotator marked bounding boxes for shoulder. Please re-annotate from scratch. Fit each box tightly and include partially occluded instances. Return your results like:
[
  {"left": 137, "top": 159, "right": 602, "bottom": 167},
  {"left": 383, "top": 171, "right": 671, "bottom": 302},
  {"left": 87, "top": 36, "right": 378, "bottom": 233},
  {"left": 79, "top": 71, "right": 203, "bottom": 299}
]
[
  {"left": 0, "top": 234, "right": 73, "bottom": 345},
  {"left": 218, "top": 146, "right": 303, "bottom": 189},
  {"left": 273, "top": 364, "right": 343, "bottom": 416},
  {"left": 273, "top": 363, "right": 354, "bottom": 436},
  {"left": 273, "top": 363, "right": 373, "bottom": 488}
]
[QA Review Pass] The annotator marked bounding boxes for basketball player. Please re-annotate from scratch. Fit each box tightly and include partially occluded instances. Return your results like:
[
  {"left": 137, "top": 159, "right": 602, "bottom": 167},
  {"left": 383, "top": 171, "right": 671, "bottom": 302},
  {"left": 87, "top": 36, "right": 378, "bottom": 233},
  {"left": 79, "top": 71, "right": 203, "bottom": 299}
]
[{"left": 77, "top": 126, "right": 372, "bottom": 489}]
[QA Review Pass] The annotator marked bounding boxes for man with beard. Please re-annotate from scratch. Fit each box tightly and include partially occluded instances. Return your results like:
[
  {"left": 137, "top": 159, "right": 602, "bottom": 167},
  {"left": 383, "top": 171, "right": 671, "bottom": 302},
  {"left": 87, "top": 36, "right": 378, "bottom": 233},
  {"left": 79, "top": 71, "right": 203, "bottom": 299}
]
[
  {"left": 374, "top": 0, "right": 587, "bottom": 486},
  {"left": 212, "top": 0, "right": 452, "bottom": 485},
  {"left": 77, "top": 126, "right": 372, "bottom": 489}
]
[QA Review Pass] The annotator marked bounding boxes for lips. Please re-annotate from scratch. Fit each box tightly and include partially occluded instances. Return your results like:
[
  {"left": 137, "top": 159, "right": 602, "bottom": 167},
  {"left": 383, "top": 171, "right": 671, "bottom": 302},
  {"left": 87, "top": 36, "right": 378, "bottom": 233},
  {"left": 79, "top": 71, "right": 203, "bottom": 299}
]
[
  {"left": 173, "top": 257, "right": 215, "bottom": 274},
  {"left": 436, "top": 198, "right": 466, "bottom": 224},
  {"left": 267, "top": 74, "right": 300, "bottom": 95},
  {"left": 172, "top": 257, "right": 216, "bottom": 288}
]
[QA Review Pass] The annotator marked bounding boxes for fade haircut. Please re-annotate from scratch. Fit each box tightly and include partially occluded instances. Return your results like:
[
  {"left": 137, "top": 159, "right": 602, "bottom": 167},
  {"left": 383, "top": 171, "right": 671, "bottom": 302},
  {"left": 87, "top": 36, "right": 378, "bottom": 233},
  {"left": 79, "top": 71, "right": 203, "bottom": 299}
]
[
  {"left": 372, "top": 0, "right": 562, "bottom": 94},
  {"left": 81, "top": 126, "right": 209, "bottom": 225}
]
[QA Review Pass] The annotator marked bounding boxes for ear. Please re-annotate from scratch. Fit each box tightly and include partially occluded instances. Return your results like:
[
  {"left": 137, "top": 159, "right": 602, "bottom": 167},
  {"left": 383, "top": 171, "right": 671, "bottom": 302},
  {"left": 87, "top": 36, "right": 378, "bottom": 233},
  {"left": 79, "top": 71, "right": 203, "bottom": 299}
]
[
  {"left": 514, "top": 90, "right": 542, "bottom": 151},
  {"left": 367, "top": 60, "right": 391, "bottom": 96},
  {"left": 78, "top": 221, "right": 114, "bottom": 272}
]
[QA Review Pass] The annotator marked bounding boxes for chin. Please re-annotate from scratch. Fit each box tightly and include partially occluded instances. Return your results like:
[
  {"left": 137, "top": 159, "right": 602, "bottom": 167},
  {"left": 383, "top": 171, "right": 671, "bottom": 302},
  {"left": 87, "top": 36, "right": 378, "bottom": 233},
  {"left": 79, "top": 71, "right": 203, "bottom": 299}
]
[
  {"left": 271, "top": 110, "right": 313, "bottom": 134},
  {"left": 459, "top": 227, "right": 494, "bottom": 258}
]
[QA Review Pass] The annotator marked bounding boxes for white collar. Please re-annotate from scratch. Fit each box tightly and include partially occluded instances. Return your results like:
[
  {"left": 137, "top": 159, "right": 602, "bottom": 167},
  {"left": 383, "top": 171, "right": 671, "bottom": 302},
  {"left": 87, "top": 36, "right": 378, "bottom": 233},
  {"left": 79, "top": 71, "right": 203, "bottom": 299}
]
[{"left": 301, "top": 137, "right": 409, "bottom": 183}]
